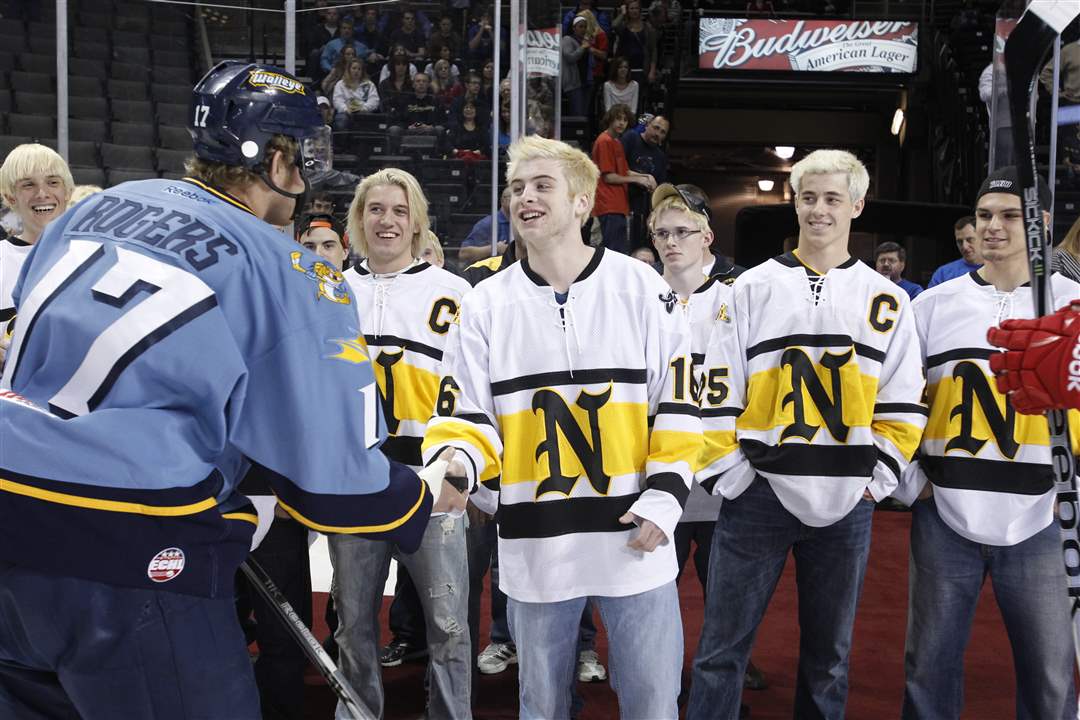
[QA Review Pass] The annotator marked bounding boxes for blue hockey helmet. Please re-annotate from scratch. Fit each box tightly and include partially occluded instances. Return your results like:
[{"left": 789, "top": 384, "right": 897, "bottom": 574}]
[{"left": 189, "top": 61, "right": 332, "bottom": 181}]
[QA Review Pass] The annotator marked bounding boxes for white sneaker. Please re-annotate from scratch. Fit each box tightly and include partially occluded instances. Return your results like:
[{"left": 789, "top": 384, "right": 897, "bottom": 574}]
[
  {"left": 477, "top": 642, "right": 517, "bottom": 674},
  {"left": 577, "top": 650, "right": 607, "bottom": 682}
]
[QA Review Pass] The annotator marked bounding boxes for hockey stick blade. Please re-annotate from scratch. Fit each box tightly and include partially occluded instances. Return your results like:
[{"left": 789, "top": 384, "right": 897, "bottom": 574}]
[
  {"left": 1005, "top": 0, "right": 1080, "bottom": 671},
  {"left": 240, "top": 559, "right": 373, "bottom": 720}
]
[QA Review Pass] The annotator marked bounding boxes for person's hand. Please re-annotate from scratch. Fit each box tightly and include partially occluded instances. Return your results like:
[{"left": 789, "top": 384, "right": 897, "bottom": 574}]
[
  {"left": 619, "top": 512, "right": 666, "bottom": 552},
  {"left": 424, "top": 448, "right": 469, "bottom": 514},
  {"left": 637, "top": 173, "right": 657, "bottom": 191},
  {"left": 987, "top": 300, "right": 1080, "bottom": 414},
  {"left": 917, "top": 483, "right": 933, "bottom": 500},
  {"left": 433, "top": 478, "right": 468, "bottom": 514},
  {"left": 862, "top": 488, "right": 874, "bottom": 501}
]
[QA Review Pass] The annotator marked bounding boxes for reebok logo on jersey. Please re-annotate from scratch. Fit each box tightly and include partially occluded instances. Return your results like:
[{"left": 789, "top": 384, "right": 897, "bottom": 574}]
[
  {"left": 147, "top": 547, "right": 185, "bottom": 583},
  {"left": 1068, "top": 337, "right": 1080, "bottom": 394},
  {"left": 248, "top": 70, "right": 306, "bottom": 94}
]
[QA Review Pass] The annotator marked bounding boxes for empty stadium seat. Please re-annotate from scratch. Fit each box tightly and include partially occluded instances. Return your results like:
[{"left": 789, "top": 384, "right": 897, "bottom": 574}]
[
  {"left": 69, "top": 76, "right": 103, "bottom": 98},
  {"left": 0, "top": 90, "right": 11, "bottom": 114},
  {"left": 114, "top": 46, "right": 151, "bottom": 64},
  {"left": 68, "top": 140, "right": 99, "bottom": 168},
  {"left": 153, "top": 49, "right": 189, "bottom": 67},
  {"left": 27, "top": 35, "right": 55, "bottom": 54},
  {"left": 71, "top": 165, "right": 107, "bottom": 188},
  {"left": 69, "top": 96, "right": 109, "bottom": 120},
  {"left": 14, "top": 91, "right": 56, "bottom": 115},
  {"left": 73, "top": 41, "right": 110, "bottom": 62},
  {"left": 155, "top": 102, "right": 189, "bottom": 127},
  {"left": 68, "top": 118, "right": 109, "bottom": 143},
  {"left": 111, "top": 121, "right": 155, "bottom": 146},
  {"left": 18, "top": 53, "right": 55, "bottom": 74},
  {"left": 152, "top": 65, "right": 193, "bottom": 85},
  {"left": 11, "top": 71, "right": 52, "bottom": 94},
  {"left": 156, "top": 149, "right": 189, "bottom": 174},
  {"left": 158, "top": 125, "right": 192, "bottom": 150},
  {"left": 0, "top": 17, "right": 24, "bottom": 35},
  {"left": 111, "top": 99, "right": 154, "bottom": 123},
  {"left": 70, "top": 61, "right": 109, "bottom": 81},
  {"left": 0, "top": 135, "right": 33, "bottom": 159},
  {"left": 0, "top": 51, "right": 14, "bottom": 72},
  {"left": 102, "top": 142, "right": 155, "bottom": 171},
  {"left": 7, "top": 113, "right": 54, "bottom": 140},
  {"left": 108, "top": 79, "right": 150, "bottom": 101},
  {"left": 78, "top": 11, "right": 111, "bottom": 29},
  {"left": 112, "top": 30, "right": 149, "bottom": 48},
  {"left": 111, "top": 62, "right": 150, "bottom": 82},
  {"left": 150, "top": 84, "right": 189, "bottom": 105}
]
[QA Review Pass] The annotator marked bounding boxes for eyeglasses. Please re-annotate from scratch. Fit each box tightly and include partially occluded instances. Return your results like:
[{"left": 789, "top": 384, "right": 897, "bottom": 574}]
[{"left": 651, "top": 227, "right": 702, "bottom": 242}]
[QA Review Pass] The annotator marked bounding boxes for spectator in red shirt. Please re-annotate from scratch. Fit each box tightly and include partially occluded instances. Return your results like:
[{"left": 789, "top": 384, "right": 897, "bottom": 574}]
[{"left": 591, "top": 103, "right": 656, "bottom": 253}]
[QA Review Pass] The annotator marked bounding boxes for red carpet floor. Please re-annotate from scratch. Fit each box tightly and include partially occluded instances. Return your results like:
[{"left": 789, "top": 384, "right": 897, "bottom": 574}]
[{"left": 303, "top": 511, "right": 1022, "bottom": 719}]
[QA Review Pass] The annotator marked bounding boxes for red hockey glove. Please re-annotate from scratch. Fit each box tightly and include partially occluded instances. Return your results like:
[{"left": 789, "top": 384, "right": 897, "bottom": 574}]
[{"left": 987, "top": 301, "right": 1080, "bottom": 414}]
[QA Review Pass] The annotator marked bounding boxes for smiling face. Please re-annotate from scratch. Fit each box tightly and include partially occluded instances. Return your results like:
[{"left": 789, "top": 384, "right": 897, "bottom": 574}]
[
  {"left": 6, "top": 170, "right": 71, "bottom": 243},
  {"left": 794, "top": 171, "right": 863, "bottom": 255},
  {"left": 975, "top": 192, "right": 1030, "bottom": 265},
  {"left": 300, "top": 226, "right": 347, "bottom": 270},
  {"left": 362, "top": 183, "right": 415, "bottom": 270},
  {"left": 509, "top": 158, "right": 589, "bottom": 249},
  {"left": 651, "top": 208, "right": 711, "bottom": 275}
]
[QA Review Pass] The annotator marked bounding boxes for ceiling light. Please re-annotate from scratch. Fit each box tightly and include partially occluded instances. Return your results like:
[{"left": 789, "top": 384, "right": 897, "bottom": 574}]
[
  {"left": 774, "top": 146, "right": 795, "bottom": 159},
  {"left": 758, "top": 179, "right": 775, "bottom": 192}
]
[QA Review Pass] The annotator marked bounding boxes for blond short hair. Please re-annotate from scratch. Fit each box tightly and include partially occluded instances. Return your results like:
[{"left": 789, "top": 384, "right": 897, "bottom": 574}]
[
  {"left": 647, "top": 195, "right": 711, "bottom": 236},
  {"left": 789, "top": 149, "right": 869, "bottom": 203},
  {"left": 0, "top": 143, "right": 75, "bottom": 206},
  {"left": 347, "top": 168, "right": 431, "bottom": 258},
  {"left": 419, "top": 229, "right": 444, "bottom": 265},
  {"left": 506, "top": 135, "right": 599, "bottom": 221},
  {"left": 68, "top": 184, "right": 103, "bottom": 208}
]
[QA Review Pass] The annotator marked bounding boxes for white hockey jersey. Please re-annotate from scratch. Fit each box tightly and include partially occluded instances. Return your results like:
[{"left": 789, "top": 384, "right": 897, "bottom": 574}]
[
  {"left": 896, "top": 271, "right": 1080, "bottom": 545},
  {"left": 345, "top": 260, "right": 471, "bottom": 470},
  {"left": 679, "top": 276, "right": 734, "bottom": 523},
  {"left": 422, "top": 248, "right": 703, "bottom": 602},
  {"left": 699, "top": 252, "right": 927, "bottom": 527},
  {"left": 0, "top": 237, "right": 33, "bottom": 340}
]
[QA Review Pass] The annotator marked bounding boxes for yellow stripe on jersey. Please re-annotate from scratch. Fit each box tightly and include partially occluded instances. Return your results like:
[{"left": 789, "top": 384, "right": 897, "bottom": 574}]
[
  {"left": 649, "top": 429, "right": 703, "bottom": 468},
  {"left": 423, "top": 419, "right": 504, "bottom": 482},
  {"left": 497, "top": 400, "right": 649, "bottom": 487},
  {"left": 277, "top": 482, "right": 428, "bottom": 533},
  {"left": 371, "top": 358, "right": 440, "bottom": 426},
  {"left": 738, "top": 360, "right": 877, "bottom": 436},
  {"left": 873, "top": 419, "right": 923, "bottom": 460},
  {"left": 467, "top": 256, "right": 504, "bottom": 272},
  {"left": 0, "top": 477, "right": 217, "bottom": 516},
  {"left": 222, "top": 512, "right": 259, "bottom": 526},
  {"left": 924, "top": 374, "right": 1080, "bottom": 454},
  {"left": 699, "top": 429, "right": 738, "bottom": 471}
]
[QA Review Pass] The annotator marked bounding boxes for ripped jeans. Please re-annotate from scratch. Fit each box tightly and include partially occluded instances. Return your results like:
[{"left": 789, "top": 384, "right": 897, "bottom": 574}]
[{"left": 328, "top": 514, "right": 471, "bottom": 720}]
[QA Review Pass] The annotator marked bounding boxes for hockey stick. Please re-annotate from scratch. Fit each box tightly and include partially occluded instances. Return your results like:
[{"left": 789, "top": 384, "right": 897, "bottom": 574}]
[
  {"left": 1005, "top": 0, "right": 1080, "bottom": 670},
  {"left": 240, "top": 559, "right": 372, "bottom": 720}
]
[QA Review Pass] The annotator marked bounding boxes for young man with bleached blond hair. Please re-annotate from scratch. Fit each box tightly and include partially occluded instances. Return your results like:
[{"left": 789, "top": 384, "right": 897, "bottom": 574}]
[
  {"left": 422, "top": 135, "right": 702, "bottom": 719},
  {"left": 689, "top": 149, "right": 926, "bottom": 719},
  {"left": 330, "top": 166, "right": 473, "bottom": 720}
]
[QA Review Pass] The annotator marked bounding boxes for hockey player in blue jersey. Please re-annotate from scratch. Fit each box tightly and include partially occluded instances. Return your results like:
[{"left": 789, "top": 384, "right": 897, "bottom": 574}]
[{"left": 0, "top": 62, "right": 458, "bottom": 719}]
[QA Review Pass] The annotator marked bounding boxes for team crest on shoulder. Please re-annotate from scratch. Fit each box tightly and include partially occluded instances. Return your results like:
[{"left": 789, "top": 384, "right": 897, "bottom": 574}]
[
  {"left": 659, "top": 290, "right": 678, "bottom": 314},
  {"left": 290, "top": 251, "right": 351, "bottom": 305}
]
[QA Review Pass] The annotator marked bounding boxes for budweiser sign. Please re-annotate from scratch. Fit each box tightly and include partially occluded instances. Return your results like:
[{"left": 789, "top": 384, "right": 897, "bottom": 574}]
[{"left": 699, "top": 18, "right": 918, "bottom": 73}]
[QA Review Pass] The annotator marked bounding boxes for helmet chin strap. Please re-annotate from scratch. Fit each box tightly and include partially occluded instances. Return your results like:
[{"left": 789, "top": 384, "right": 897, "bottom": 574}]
[{"left": 259, "top": 167, "right": 310, "bottom": 223}]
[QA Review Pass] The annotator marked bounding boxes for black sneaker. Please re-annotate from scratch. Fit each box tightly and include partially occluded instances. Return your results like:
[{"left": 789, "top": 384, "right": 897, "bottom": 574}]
[{"left": 379, "top": 638, "right": 428, "bottom": 667}]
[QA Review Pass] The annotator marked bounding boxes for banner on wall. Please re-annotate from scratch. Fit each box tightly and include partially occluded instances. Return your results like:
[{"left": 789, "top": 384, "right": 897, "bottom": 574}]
[
  {"left": 699, "top": 18, "right": 918, "bottom": 73},
  {"left": 527, "top": 27, "right": 560, "bottom": 78}
]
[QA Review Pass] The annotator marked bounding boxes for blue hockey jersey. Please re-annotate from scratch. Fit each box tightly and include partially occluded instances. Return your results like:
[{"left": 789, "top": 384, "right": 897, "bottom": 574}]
[{"left": 0, "top": 178, "right": 431, "bottom": 597}]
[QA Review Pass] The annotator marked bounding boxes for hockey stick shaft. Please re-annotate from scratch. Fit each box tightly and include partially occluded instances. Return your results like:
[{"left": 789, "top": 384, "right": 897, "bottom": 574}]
[
  {"left": 1005, "top": 1, "right": 1080, "bottom": 670},
  {"left": 240, "top": 558, "right": 372, "bottom": 720}
]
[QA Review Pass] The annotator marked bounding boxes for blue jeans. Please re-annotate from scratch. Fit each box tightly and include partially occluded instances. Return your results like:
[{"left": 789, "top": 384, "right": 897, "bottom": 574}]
[
  {"left": 0, "top": 561, "right": 258, "bottom": 720},
  {"left": 508, "top": 581, "right": 682, "bottom": 720},
  {"left": 328, "top": 514, "right": 472, "bottom": 720},
  {"left": 688, "top": 477, "right": 874, "bottom": 720},
  {"left": 902, "top": 498, "right": 1076, "bottom": 719},
  {"left": 598, "top": 213, "right": 629, "bottom": 254}
]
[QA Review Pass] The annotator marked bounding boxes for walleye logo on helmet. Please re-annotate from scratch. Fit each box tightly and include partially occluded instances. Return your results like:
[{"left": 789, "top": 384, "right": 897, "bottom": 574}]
[{"left": 248, "top": 69, "right": 306, "bottom": 95}]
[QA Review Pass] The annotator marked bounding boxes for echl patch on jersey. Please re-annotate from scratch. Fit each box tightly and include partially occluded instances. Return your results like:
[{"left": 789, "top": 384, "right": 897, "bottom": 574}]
[
  {"left": 290, "top": 251, "right": 351, "bottom": 305},
  {"left": 147, "top": 547, "right": 185, "bottom": 583}
]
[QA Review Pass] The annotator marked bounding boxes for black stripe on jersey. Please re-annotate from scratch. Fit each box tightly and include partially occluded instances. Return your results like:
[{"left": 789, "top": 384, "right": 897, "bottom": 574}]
[
  {"left": 701, "top": 407, "right": 742, "bottom": 418},
  {"left": 874, "top": 402, "right": 929, "bottom": 416},
  {"left": 497, "top": 493, "right": 638, "bottom": 539},
  {"left": 521, "top": 247, "right": 604, "bottom": 288},
  {"left": 775, "top": 253, "right": 858, "bottom": 273},
  {"left": 922, "top": 455, "right": 1053, "bottom": 495},
  {"left": 656, "top": 402, "right": 700, "bottom": 418},
  {"left": 364, "top": 334, "right": 442, "bottom": 361},
  {"left": 456, "top": 412, "right": 496, "bottom": 427},
  {"left": 745, "top": 335, "right": 885, "bottom": 364},
  {"left": 491, "top": 368, "right": 647, "bottom": 396},
  {"left": 876, "top": 448, "right": 901, "bottom": 482},
  {"left": 925, "top": 347, "right": 995, "bottom": 369},
  {"left": 0, "top": 466, "right": 225, "bottom": 507},
  {"left": 741, "top": 439, "right": 877, "bottom": 477},
  {"left": 382, "top": 435, "right": 423, "bottom": 466},
  {"left": 648, "top": 471, "right": 690, "bottom": 507}
]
